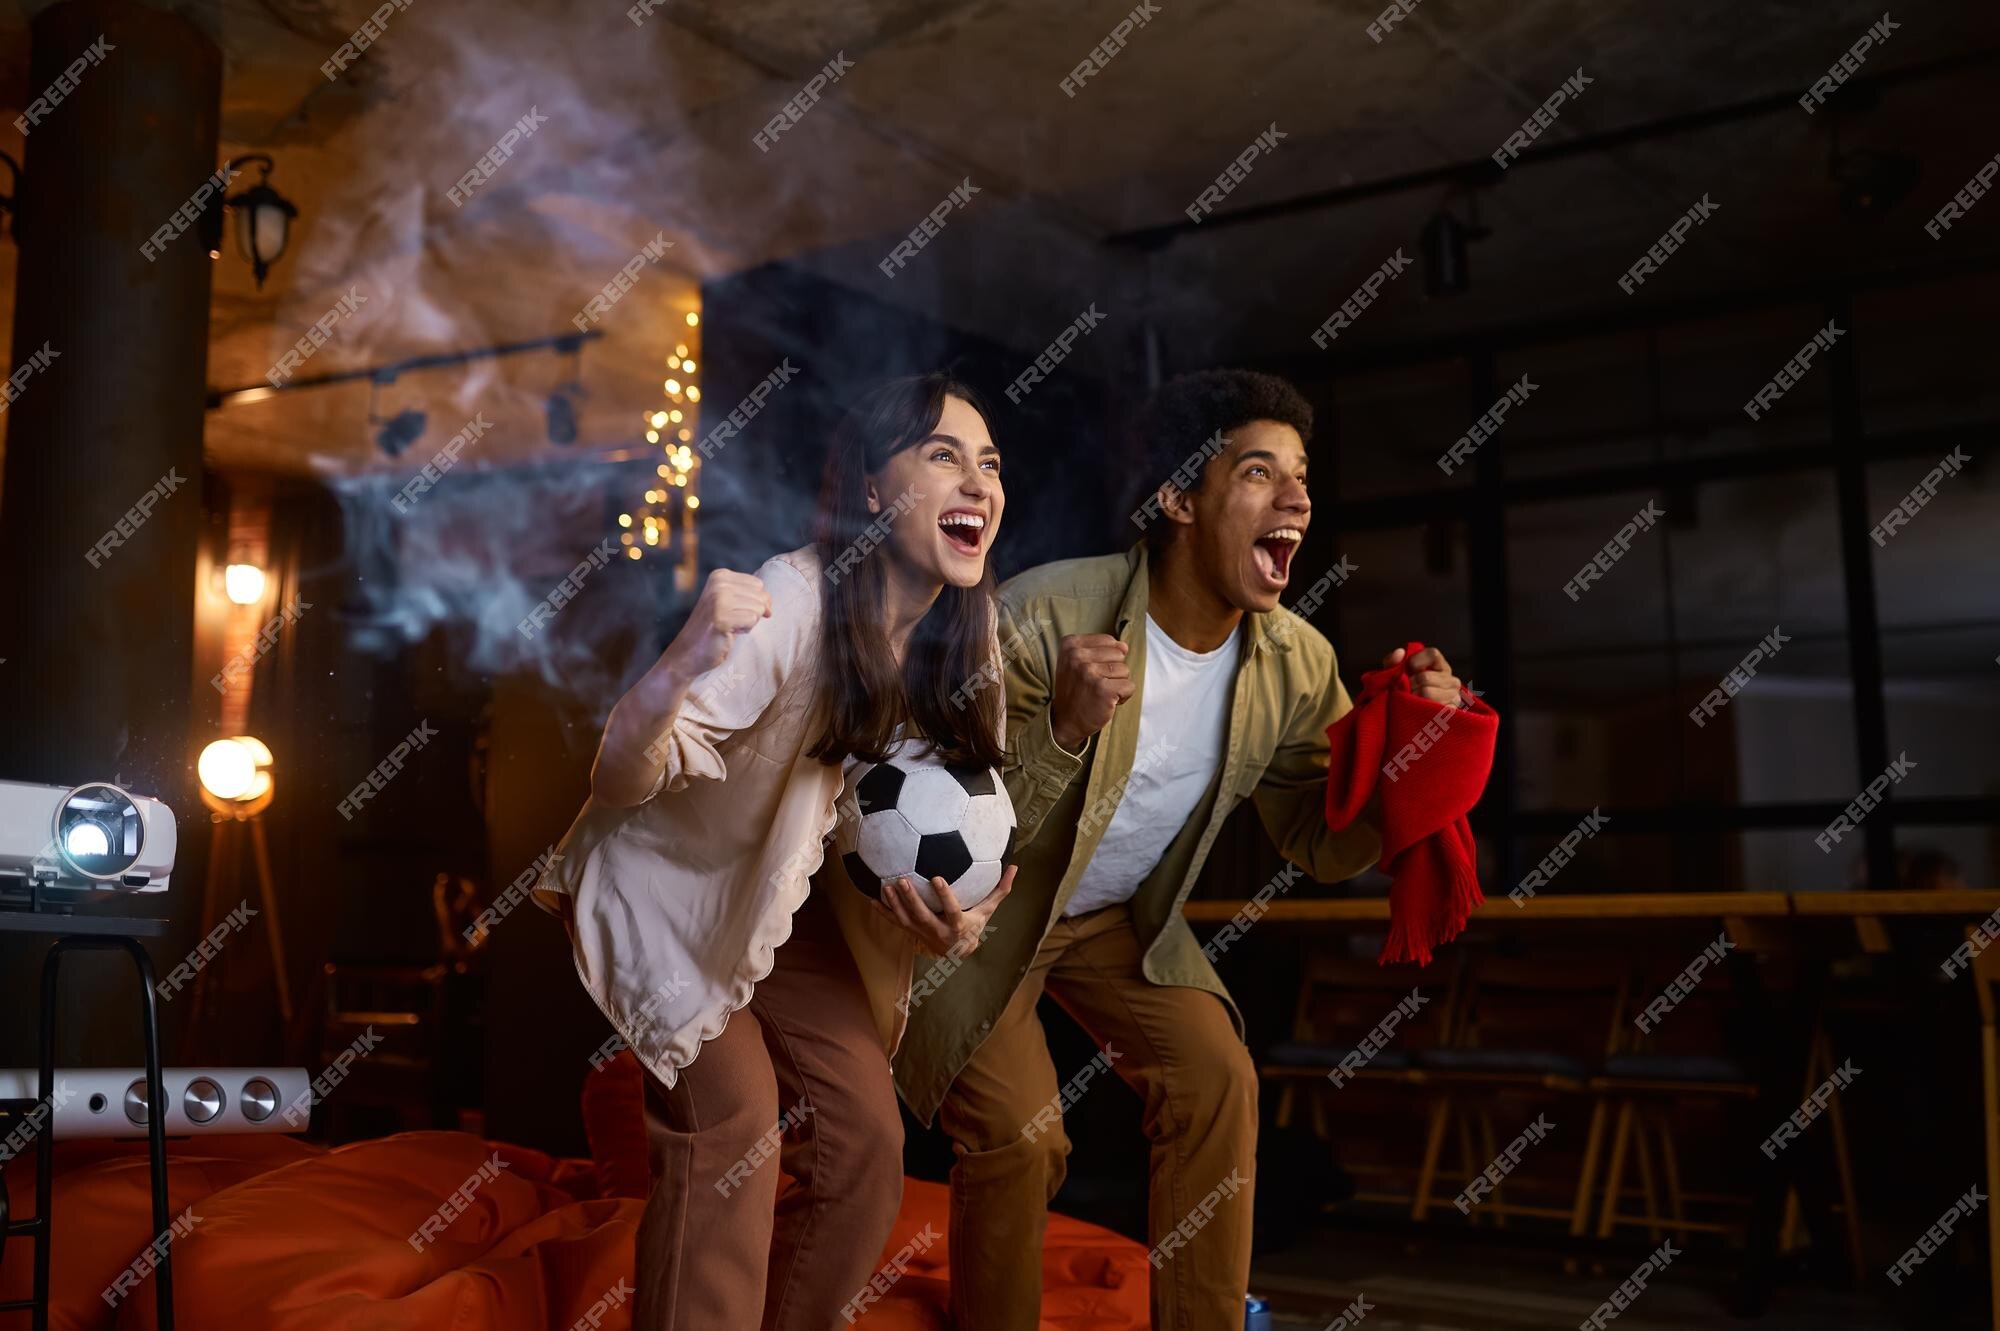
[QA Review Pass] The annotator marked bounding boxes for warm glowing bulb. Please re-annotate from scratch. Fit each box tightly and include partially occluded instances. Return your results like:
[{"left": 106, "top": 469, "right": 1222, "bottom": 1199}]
[
  {"left": 687, "top": 495, "right": 700, "bottom": 509},
  {"left": 675, "top": 343, "right": 688, "bottom": 357},
  {"left": 685, "top": 312, "right": 699, "bottom": 326},
  {"left": 682, "top": 359, "right": 696, "bottom": 374},
  {"left": 677, "top": 428, "right": 692, "bottom": 442},
  {"left": 686, "top": 386, "right": 700, "bottom": 402},
  {"left": 223, "top": 563, "right": 266, "bottom": 605},
  {"left": 669, "top": 409, "right": 683, "bottom": 423},
  {"left": 674, "top": 474, "right": 687, "bottom": 487},
  {"left": 665, "top": 378, "right": 681, "bottom": 395},
  {"left": 651, "top": 411, "right": 668, "bottom": 428},
  {"left": 657, "top": 464, "right": 670, "bottom": 477},
  {"left": 667, "top": 355, "right": 681, "bottom": 369},
  {"left": 621, "top": 531, "right": 634, "bottom": 545},
  {"left": 618, "top": 513, "right": 632, "bottom": 528},
  {"left": 198, "top": 736, "right": 271, "bottom": 802},
  {"left": 645, "top": 429, "right": 660, "bottom": 444},
  {"left": 627, "top": 546, "right": 642, "bottom": 560},
  {"left": 644, "top": 527, "right": 659, "bottom": 545}
]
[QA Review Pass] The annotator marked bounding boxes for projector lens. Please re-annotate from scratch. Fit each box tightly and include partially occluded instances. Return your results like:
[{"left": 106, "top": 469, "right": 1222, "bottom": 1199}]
[
  {"left": 55, "top": 784, "right": 143, "bottom": 881},
  {"left": 65, "top": 822, "right": 111, "bottom": 857}
]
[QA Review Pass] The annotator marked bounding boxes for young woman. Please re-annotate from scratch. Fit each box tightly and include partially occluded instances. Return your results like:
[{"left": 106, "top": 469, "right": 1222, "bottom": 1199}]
[{"left": 534, "top": 373, "right": 1016, "bottom": 1330}]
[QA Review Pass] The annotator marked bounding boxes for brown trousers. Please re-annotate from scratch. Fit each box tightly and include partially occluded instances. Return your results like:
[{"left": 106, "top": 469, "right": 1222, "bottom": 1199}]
[
  {"left": 939, "top": 904, "right": 1258, "bottom": 1331},
  {"left": 636, "top": 890, "right": 905, "bottom": 1330}
]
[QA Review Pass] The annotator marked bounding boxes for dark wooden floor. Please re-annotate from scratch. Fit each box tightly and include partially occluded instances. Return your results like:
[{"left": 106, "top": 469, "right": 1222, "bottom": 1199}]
[{"left": 1249, "top": 1219, "right": 1987, "bottom": 1330}]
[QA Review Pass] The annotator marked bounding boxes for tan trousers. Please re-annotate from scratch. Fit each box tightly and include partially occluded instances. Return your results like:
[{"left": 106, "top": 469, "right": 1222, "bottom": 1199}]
[
  {"left": 636, "top": 890, "right": 905, "bottom": 1331},
  {"left": 939, "top": 904, "right": 1258, "bottom": 1331}
]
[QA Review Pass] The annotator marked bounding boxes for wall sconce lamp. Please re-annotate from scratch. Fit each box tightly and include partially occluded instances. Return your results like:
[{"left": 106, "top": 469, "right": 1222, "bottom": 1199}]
[
  {"left": 0, "top": 151, "right": 20, "bottom": 241},
  {"left": 202, "top": 154, "right": 299, "bottom": 289}
]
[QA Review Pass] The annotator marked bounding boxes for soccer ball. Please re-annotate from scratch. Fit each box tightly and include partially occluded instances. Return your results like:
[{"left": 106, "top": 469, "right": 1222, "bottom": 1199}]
[{"left": 835, "top": 739, "right": 1016, "bottom": 913}]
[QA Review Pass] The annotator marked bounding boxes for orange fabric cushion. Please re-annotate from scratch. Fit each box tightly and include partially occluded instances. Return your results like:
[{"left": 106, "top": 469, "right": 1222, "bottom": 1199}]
[{"left": 0, "top": 1067, "right": 1148, "bottom": 1330}]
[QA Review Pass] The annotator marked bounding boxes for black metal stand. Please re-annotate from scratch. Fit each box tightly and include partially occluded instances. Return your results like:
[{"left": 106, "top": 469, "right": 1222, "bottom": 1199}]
[{"left": 0, "top": 917, "right": 174, "bottom": 1330}]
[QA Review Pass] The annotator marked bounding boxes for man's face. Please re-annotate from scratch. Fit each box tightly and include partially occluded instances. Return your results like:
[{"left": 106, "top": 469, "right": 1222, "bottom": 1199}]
[{"left": 1167, "top": 419, "right": 1310, "bottom": 613}]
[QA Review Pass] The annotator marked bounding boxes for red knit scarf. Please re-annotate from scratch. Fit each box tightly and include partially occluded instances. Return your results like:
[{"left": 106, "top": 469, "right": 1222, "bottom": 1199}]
[{"left": 1323, "top": 642, "right": 1499, "bottom": 967}]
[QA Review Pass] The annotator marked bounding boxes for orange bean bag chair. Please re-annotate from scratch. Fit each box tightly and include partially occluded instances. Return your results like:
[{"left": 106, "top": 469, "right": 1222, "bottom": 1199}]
[{"left": 0, "top": 1055, "right": 1148, "bottom": 1330}]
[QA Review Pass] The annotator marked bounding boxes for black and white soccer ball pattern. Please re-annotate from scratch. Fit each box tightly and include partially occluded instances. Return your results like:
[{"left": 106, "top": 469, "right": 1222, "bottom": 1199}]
[{"left": 835, "top": 738, "right": 1016, "bottom": 913}]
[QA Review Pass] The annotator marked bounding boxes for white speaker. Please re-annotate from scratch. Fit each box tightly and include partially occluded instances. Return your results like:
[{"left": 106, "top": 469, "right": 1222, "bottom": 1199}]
[{"left": 0, "top": 1068, "right": 309, "bottom": 1139}]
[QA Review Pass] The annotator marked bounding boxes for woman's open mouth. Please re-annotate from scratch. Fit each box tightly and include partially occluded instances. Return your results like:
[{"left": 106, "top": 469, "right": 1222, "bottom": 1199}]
[
  {"left": 1251, "top": 526, "right": 1302, "bottom": 588},
  {"left": 939, "top": 509, "right": 987, "bottom": 557}
]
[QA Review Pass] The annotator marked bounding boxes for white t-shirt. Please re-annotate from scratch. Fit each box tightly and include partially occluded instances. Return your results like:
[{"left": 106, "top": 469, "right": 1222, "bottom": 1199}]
[{"left": 1063, "top": 613, "right": 1242, "bottom": 917}]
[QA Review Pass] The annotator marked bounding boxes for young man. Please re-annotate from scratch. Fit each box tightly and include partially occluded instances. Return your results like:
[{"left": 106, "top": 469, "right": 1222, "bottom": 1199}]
[{"left": 892, "top": 370, "right": 1467, "bottom": 1329}]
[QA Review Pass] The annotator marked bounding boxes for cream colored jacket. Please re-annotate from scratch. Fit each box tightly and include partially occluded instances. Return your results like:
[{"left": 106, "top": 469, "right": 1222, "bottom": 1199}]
[{"left": 534, "top": 545, "right": 990, "bottom": 1088}]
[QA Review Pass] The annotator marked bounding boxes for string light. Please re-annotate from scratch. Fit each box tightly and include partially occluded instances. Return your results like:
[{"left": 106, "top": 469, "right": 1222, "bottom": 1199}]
[{"left": 621, "top": 302, "right": 702, "bottom": 577}]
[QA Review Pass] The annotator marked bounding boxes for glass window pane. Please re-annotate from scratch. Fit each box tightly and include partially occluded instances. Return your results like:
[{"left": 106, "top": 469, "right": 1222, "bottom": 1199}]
[
  {"left": 1666, "top": 471, "right": 1847, "bottom": 642},
  {"left": 1328, "top": 360, "right": 1473, "bottom": 499},
  {"left": 1868, "top": 456, "right": 2000, "bottom": 798},
  {"left": 1497, "top": 331, "right": 1658, "bottom": 480},
  {"left": 1508, "top": 488, "right": 1670, "bottom": 655},
  {"left": 1891, "top": 825, "right": 1996, "bottom": 895},
  {"left": 1656, "top": 304, "right": 1835, "bottom": 454},
  {"left": 1855, "top": 271, "right": 2000, "bottom": 434},
  {"left": 1322, "top": 522, "right": 1473, "bottom": 677}
]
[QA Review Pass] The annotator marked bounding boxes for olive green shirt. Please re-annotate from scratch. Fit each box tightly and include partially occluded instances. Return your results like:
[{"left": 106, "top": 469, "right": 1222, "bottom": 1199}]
[{"left": 894, "top": 544, "right": 1382, "bottom": 1125}]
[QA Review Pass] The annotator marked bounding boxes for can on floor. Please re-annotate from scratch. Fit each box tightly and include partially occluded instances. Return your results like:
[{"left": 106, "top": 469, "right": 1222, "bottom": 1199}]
[{"left": 1245, "top": 1293, "right": 1272, "bottom": 1331}]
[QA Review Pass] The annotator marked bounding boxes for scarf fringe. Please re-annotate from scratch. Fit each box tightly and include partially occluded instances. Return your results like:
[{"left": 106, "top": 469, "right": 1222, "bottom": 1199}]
[{"left": 1377, "top": 847, "right": 1485, "bottom": 968}]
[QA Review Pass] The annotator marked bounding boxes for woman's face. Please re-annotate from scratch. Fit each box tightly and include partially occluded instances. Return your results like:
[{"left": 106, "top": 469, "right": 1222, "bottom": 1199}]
[{"left": 866, "top": 393, "right": 1004, "bottom": 590}]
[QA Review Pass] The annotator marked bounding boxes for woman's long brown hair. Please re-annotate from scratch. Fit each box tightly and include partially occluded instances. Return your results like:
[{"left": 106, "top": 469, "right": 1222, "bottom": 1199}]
[{"left": 808, "top": 373, "right": 1006, "bottom": 770}]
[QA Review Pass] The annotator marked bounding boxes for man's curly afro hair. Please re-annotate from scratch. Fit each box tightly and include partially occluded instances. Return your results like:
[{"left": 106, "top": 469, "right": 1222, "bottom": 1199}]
[{"left": 1131, "top": 369, "right": 1313, "bottom": 552}]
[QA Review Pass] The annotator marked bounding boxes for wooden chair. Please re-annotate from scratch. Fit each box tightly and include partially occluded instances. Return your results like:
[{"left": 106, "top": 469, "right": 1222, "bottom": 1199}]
[
  {"left": 1259, "top": 950, "right": 1462, "bottom": 1205},
  {"left": 1407, "top": 950, "right": 1631, "bottom": 1232},
  {"left": 310, "top": 959, "right": 450, "bottom": 1138},
  {"left": 1588, "top": 943, "right": 1761, "bottom": 1245}
]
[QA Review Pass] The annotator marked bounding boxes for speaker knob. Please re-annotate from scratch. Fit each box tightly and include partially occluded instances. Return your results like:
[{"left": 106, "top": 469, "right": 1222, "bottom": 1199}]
[
  {"left": 240, "top": 1077, "right": 278, "bottom": 1123},
  {"left": 123, "top": 1079, "right": 149, "bottom": 1126},
  {"left": 184, "top": 1078, "right": 223, "bottom": 1124}
]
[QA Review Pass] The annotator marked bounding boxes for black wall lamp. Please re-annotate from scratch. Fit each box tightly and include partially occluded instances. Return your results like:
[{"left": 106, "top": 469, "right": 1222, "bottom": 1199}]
[
  {"left": 0, "top": 151, "right": 20, "bottom": 241},
  {"left": 202, "top": 153, "right": 299, "bottom": 289}
]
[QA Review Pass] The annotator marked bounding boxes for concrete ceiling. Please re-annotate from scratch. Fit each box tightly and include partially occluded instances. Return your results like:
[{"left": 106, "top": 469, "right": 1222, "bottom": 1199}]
[{"left": 0, "top": 0, "right": 1993, "bottom": 479}]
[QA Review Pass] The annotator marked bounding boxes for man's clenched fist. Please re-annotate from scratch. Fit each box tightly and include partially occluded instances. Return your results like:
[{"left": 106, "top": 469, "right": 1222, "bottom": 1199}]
[
  {"left": 1049, "top": 633, "right": 1133, "bottom": 752},
  {"left": 1382, "top": 644, "right": 1465, "bottom": 709}
]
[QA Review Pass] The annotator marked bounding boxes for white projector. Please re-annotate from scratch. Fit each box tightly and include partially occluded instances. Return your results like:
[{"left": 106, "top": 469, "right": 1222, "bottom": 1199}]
[
  {"left": 0, "top": 1068, "right": 310, "bottom": 1140},
  {"left": 0, "top": 780, "right": 177, "bottom": 893}
]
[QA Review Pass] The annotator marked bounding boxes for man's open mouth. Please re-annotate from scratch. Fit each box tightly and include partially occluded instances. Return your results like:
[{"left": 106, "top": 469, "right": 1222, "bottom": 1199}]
[
  {"left": 938, "top": 509, "right": 987, "bottom": 556},
  {"left": 1252, "top": 526, "right": 1302, "bottom": 586}
]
